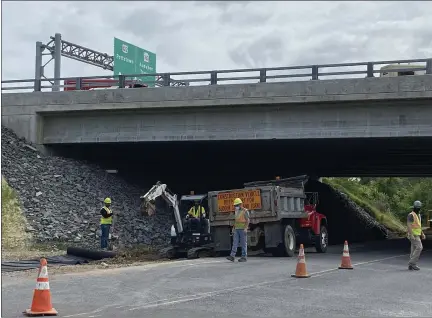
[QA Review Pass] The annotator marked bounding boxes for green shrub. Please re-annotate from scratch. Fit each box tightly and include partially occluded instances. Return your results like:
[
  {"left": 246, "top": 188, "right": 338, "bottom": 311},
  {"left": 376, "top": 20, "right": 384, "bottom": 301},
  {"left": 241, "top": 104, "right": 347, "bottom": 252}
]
[
  {"left": 323, "top": 177, "right": 406, "bottom": 234},
  {"left": 1, "top": 176, "right": 31, "bottom": 249}
]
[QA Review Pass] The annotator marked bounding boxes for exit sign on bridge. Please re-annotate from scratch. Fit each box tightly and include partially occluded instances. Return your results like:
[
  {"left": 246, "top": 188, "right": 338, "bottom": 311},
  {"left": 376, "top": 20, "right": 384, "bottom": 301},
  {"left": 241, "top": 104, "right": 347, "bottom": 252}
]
[{"left": 113, "top": 38, "right": 157, "bottom": 87}]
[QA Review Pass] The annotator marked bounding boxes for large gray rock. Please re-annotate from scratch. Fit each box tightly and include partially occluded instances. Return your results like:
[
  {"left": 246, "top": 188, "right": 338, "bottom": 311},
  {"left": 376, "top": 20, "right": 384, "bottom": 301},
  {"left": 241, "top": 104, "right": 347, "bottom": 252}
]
[{"left": 1, "top": 126, "right": 171, "bottom": 249}]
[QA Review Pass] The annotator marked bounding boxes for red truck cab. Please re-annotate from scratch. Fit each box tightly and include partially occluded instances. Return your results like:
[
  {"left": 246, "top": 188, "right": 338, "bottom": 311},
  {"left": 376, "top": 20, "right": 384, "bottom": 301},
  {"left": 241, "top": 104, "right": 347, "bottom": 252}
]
[{"left": 298, "top": 192, "right": 328, "bottom": 252}]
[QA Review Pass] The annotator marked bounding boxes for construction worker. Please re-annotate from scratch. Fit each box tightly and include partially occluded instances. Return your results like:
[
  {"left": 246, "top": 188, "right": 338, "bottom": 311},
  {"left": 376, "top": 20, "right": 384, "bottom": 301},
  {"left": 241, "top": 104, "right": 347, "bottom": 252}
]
[
  {"left": 100, "top": 197, "right": 113, "bottom": 250},
  {"left": 186, "top": 199, "right": 206, "bottom": 231},
  {"left": 187, "top": 199, "right": 206, "bottom": 219},
  {"left": 407, "top": 200, "right": 426, "bottom": 270},
  {"left": 226, "top": 198, "right": 250, "bottom": 263}
]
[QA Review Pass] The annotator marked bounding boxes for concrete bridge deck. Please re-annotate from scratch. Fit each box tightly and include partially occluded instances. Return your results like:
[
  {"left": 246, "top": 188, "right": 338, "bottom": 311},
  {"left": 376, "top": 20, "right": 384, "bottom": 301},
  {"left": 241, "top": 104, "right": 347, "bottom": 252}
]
[{"left": 2, "top": 75, "right": 432, "bottom": 144}]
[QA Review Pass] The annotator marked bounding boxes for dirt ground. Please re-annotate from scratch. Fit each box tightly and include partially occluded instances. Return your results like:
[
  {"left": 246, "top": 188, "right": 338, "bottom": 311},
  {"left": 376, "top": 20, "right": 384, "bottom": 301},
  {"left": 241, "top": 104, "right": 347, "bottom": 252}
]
[
  {"left": 2, "top": 249, "right": 63, "bottom": 262},
  {"left": 1, "top": 244, "right": 169, "bottom": 278},
  {"left": 2, "top": 258, "right": 169, "bottom": 279}
]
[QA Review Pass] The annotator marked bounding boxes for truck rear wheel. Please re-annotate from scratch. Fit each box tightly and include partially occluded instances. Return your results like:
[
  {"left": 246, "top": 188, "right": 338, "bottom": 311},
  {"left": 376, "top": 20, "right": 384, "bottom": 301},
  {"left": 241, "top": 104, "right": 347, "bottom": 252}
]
[
  {"left": 272, "top": 224, "right": 296, "bottom": 257},
  {"left": 315, "top": 225, "right": 328, "bottom": 253}
]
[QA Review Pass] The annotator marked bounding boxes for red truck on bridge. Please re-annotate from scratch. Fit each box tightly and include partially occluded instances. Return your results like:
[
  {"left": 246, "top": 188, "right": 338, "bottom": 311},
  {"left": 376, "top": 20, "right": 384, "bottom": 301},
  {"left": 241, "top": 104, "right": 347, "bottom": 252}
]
[{"left": 63, "top": 78, "right": 147, "bottom": 91}]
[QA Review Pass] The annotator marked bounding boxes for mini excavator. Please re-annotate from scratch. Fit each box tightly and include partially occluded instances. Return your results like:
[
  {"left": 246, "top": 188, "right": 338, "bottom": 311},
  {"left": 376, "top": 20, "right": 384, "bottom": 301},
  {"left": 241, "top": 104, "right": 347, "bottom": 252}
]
[{"left": 140, "top": 181, "right": 214, "bottom": 259}]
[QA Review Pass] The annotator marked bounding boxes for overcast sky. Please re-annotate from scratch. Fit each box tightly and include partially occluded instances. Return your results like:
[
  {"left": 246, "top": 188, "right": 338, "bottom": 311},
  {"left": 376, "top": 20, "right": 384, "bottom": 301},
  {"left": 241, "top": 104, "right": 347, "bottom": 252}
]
[{"left": 2, "top": 1, "right": 432, "bottom": 82}]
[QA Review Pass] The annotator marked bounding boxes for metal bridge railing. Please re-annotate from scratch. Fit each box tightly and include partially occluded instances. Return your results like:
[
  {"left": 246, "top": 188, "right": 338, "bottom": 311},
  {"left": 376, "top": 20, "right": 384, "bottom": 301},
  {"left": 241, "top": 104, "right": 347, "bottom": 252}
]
[{"left": 2, "top": 58, "right": 432, "bottom": 93}]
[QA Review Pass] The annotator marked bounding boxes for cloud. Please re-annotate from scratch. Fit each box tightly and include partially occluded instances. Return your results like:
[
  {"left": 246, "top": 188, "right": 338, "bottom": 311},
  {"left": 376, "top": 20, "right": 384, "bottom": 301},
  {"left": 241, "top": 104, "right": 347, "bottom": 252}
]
[
  {"left": 229, "top": 34, "right": 284, "bottom": 68},
  {"left": 1, "top": 1, "right": 431, "bottom": 83}
]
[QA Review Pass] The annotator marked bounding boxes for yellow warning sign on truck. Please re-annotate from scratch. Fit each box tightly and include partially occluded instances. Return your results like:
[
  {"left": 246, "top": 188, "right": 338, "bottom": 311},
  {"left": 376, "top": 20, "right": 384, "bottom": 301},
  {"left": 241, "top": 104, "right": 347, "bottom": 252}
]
[{"left": 217, "top": 189, "right": 262, "bottom": 213}]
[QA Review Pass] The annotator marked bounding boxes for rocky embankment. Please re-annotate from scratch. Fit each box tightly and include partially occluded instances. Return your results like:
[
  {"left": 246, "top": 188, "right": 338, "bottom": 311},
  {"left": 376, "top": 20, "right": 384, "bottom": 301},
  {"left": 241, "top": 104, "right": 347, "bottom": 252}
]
[
  {"left": 306, "top": 180, "right": 389, "bottom": 244},
  {"left": 1, "top": 126, "right": 170, "bottom": 249}
]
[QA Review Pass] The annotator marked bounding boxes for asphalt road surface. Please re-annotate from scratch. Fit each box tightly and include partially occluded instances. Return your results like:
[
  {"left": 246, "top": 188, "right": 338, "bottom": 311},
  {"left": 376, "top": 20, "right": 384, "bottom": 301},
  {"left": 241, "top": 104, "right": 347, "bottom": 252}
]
[{"left": 2, "top": 239, "right": 431, "bottom": 317}]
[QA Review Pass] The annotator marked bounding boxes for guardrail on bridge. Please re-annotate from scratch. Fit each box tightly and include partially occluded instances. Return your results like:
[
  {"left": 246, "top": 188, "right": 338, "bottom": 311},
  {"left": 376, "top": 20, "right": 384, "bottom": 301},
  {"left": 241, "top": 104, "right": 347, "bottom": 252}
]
[{"left": 2, "top": 58, "right": 432, "bottom": 92}]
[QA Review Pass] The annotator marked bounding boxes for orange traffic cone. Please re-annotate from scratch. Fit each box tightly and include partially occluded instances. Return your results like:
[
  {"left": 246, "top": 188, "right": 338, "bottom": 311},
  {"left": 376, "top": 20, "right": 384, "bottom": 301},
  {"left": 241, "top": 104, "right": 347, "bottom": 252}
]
[
  {"left": 24, "top": 258, "right": 58, "bottom": 316},
  {"left": 291, "top": 244, "right": 310, "bottom": 278},
  {"left": 339, "top": 241, "right": 354, "bottom": 270}
]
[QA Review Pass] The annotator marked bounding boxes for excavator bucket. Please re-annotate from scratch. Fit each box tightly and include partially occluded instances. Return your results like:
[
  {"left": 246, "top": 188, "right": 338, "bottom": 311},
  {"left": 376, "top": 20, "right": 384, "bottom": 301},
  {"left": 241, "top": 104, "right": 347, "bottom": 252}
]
[
  {"left": 147, "top": 202, "right": 156, "bottom": 216},
  {"left": 141, "top": 200, "right": 156, "bottom": 216}
]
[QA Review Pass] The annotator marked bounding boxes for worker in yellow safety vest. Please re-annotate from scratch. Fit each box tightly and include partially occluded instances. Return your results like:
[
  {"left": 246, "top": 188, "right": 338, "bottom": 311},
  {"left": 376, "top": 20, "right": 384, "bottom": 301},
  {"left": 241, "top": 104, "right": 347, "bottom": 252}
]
[
  {"left": 407, "top": 200, "right": 426, "bottom": 270},
  {"left": 100, "top": 197, "right": 113, "bottom": 250},
  {"left": 187, "top": 199, "right": 206, "bottom": 219},
  {"left": 226, "top": 198, "right": 250, "bottom": 263},
  {"left": 186, "top": 199, "right": 206, "bottom": 231}
]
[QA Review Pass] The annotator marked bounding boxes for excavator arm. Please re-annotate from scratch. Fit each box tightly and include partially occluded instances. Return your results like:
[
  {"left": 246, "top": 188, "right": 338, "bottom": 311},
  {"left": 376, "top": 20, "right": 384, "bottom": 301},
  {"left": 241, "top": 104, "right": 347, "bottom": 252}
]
[{"left": 140, "top": 181, "right": 184, "bottom": 234}]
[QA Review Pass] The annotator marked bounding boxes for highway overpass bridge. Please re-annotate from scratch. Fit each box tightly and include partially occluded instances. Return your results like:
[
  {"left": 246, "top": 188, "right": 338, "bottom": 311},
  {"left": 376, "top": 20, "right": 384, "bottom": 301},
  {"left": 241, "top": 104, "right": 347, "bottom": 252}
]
[
  {"left": 2, "top": 74, "right": 432, "bottom": 181},
  {"left": 2, "top": 74, "right": 432, "bottom": 144}
]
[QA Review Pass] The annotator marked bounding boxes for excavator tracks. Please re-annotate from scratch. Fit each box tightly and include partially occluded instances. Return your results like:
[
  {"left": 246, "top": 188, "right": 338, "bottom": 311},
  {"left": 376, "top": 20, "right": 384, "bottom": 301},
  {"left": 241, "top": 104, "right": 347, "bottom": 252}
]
[
  {"left": 159, "top": 246, "right": 179, "bottom": 259},
  {"left": 187, "top": 247, "right": 214, "bottom": 259},
  {"left": 159, "top": 245, "right": 216, "bottom": 260},
  {"left": 159, "top": 246, "right": 200, "bottom": 259}
]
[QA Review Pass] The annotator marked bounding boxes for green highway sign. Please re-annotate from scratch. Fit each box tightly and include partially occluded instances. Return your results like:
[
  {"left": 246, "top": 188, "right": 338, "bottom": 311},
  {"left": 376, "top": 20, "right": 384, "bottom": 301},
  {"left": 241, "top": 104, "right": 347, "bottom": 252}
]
[{"left": 113, "top": 38, "right": 157, "bottom": 87}]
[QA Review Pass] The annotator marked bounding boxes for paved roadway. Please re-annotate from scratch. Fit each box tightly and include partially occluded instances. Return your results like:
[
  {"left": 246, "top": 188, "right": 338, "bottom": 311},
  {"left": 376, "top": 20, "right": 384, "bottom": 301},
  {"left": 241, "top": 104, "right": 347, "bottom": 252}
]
[{"left": 2, "top": 239, "right": 431, "bottom": 317}]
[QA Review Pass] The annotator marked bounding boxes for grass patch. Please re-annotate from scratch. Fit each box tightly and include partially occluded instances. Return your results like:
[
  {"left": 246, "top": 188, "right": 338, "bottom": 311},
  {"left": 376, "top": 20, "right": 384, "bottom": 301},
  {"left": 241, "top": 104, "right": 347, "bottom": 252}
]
[
  {"left": 115, "top": 244, "right": 160, "bottom": 262},
  {"left": 1, "top": 176, "right": 31, "bottom": 250},
  {"left": 1, "top": 177, "right": 68, "bottom": 261},
  {"left": 323, "top": 178, "right": 406, "bottom": 234}
]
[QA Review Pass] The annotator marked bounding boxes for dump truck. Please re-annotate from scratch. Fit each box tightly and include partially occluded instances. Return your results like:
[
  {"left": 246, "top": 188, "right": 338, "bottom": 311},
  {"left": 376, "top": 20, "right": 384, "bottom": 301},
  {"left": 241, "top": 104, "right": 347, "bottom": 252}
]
[{"left": 207, "top": 175, "right": 328, "bottom": 257}]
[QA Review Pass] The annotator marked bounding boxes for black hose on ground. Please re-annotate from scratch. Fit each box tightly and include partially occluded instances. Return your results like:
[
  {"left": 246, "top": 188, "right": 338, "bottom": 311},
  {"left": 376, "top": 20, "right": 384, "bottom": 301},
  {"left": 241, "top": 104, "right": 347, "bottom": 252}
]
[{"left": 66, "top": 247, "right": 117, "bottom": 260}]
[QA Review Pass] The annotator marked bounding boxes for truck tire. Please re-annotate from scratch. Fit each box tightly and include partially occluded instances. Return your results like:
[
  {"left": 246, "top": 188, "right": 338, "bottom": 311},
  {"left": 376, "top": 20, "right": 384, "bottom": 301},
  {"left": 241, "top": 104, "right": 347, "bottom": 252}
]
[
  {"left": 315, "top": 225, "right": 328, "bottom": 253},
  {"left": 272, "top": 224, "right": 296, "bottom": 257}
]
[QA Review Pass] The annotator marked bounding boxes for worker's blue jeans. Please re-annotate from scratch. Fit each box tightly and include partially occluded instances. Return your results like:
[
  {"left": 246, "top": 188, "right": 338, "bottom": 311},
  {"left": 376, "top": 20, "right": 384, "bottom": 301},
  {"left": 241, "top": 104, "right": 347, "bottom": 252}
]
[
  {"left": 100, "top": 224, "right": 111, "bottom": 249},
  {"left": 230, "top": 229, "right": 247, "bottom": 258}
]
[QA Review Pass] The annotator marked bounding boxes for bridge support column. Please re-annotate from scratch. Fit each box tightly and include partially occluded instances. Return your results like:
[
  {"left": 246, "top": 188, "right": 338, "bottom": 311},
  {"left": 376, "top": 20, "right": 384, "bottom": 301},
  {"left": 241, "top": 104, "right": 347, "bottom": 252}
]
[{"left": 1, "top": 111, "right": 51, "bottom": 155}]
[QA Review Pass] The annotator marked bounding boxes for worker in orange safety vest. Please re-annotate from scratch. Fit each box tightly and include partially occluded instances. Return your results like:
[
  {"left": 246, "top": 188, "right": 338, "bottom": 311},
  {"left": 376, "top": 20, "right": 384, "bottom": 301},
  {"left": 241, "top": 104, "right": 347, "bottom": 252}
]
[{"left": 226, "top": 198, "right": 250, "bottom": 263}]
